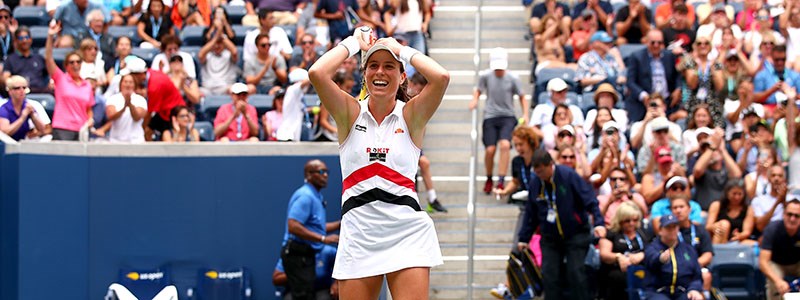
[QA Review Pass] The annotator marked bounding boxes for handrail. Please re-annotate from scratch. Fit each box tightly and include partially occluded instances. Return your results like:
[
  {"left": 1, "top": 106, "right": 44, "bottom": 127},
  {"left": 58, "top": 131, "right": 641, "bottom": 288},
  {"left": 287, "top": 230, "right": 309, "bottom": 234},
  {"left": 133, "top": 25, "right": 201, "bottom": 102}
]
[{"left": 466, "top": 0, "right": 483, "bottom": 299}]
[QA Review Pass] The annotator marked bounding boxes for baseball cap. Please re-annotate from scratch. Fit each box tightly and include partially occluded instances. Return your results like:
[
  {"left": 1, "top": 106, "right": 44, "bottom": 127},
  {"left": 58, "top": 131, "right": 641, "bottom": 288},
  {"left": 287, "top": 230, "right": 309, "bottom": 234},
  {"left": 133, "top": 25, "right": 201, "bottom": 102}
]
[
  {"left": 712, "top": 3, "right": 726, "bottom": 12},
  {"left": 665, "top": 176, "right": 689, "bottom": 190},
  {"left": 655, "top": 146, "right": 673, "bottom": 164},
  {"left": 581, "top": 8, "right": 595, "bottom": 18},
  {"left": 602, "top": 120, "right": 620, "bottom": 133},
  {"left": 695, "top": 127, "right": 714, "bottom": 137},
  {"left": 489, "top": 47, "right": 509, "bottom": 70},
  {"left": 363, "top": 44, "right": 403, "bottom": 70},
  {"left": 593, "top": 83, "right": 618, "bottom": 103},
  {"left": 124, "top": 57, "right": 147, "bottom": 74},
  {"left": 660, "top": 214, "right": 679, "bottom": 227},
  {"left": 590, "top": 31, "right": 613, "bottom": 43},
  {"left": 0, "top": 5, "right": 10, "bottom": 14},
  {"left": 559, "top": 125, "right": 575, "bottom": 136},
  {"left": 230, "top": 82, "right": 249, "bottom": 94},
  {"left": 547, "top": 78, "right": 569, "bottom": 92},
  {"left": 743, "top": 106, "right": 762, "bottom": 118},
  {"left": 650, "top": 117, "right": 670, "bottom": 132},
  {"left": 725, "top": 49, "right": 738, "bottom": 59}
]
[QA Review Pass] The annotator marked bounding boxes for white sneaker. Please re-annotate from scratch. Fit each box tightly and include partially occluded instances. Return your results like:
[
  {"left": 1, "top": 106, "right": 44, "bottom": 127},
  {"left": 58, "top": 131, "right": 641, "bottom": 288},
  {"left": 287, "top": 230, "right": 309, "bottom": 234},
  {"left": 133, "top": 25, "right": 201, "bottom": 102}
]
[{"left": 490, "top": 283, "right": 509, "bottom": 299}]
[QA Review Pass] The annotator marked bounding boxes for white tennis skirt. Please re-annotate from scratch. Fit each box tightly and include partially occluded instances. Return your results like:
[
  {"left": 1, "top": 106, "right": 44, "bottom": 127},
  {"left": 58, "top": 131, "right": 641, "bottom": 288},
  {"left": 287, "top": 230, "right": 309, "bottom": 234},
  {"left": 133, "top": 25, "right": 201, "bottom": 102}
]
[{"left": 332, "top": 201, "right": 443, "bottom": 279}]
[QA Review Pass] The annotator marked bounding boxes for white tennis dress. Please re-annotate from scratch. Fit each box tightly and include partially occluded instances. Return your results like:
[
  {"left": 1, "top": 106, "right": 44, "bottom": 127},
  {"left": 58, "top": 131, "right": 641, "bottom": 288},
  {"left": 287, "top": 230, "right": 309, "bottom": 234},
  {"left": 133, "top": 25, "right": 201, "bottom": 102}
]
[{"left": 332, "top": 99, "right": 443, "bottom": 279}]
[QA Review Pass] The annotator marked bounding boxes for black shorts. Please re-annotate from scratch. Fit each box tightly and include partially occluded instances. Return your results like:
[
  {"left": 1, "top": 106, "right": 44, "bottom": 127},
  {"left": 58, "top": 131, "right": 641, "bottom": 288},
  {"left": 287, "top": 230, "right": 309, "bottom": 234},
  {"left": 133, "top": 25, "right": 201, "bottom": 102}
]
[
  {"left": 482, "top": 116, "right": 517, "bottom": 147},
  {"left": 148, "top": 113, "right": 170, "bottom": 133}
]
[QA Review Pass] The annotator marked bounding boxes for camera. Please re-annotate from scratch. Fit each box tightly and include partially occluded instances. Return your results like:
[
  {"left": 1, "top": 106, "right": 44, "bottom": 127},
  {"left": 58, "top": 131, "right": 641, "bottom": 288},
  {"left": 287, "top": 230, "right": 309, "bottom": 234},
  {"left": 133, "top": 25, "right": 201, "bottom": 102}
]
[
  {"left": 649, "top": 102, "right": 659, "bottom": 108},
  {"left": 700, "top": 142, "right": 711, "bottom": 152}
]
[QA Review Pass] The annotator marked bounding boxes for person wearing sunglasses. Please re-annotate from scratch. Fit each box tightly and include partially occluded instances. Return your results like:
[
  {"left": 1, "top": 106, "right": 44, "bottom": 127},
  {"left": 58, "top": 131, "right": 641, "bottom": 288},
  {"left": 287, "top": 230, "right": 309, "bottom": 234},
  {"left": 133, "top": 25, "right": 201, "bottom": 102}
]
[
  {"left": 626, "top": 29, "right": 679, "bottom": 123},
  {"left": 650, "top": 176, "right": 704, "bottom": 229},
  {"left": 280, "top": 159, "right": 340, "bottom": 300},
  {"left": 743, "top": 8, "right": 783, "bottom": 58},
  {"left": 754, "top": 44, "right": 800, "bottom": 112},
  {"left": 244, "top": 33, "right": 288, "bottom": 95},
  {"left": 0, "top": 5, "right": 14, "bottom": 62},
  {"left": 4, "top": 27, "right": 50, "bottom": 94},
  {"left": 597, "top": 167, "right": 647, "bottom": 226},
  {"left": 758, "top": 198, "right": 800, "bottom": 300},
  {"left": 45, "top": 21, "right": 95, "bottom": 141},
  {"left": 289, "top": 33, "right": 321, "bottom": 72},
  {"left": 598, "top": 201, "right": 650, "bottom": 300},
  {"left": 0, "top": 76, "right": 51, "bottom": 141}
]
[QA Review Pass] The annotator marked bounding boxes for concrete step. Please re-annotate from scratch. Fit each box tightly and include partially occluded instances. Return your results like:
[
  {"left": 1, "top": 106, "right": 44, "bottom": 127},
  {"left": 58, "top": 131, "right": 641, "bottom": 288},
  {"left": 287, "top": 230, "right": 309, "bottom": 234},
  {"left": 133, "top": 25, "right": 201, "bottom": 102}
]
[
  {"left": 429, "top": 203, "right": 521, "bottom": 219},
  {"left": 434, "top": 217, "right": 518, "bottom": 232},
  {"left": 431, "top": 270, "right": 506, "bottom": 287},
  {"left": 433, "top": 258, "right": 507, "bottom": 272},
  {"left": 430, "top": 286, "right": 505, "bottom": 300},
  {"left": 439, "top": 243, "right": 514, "bottom": 256},
  {"left": 438, "top": 229, "right": 516, "bottom": 244}
]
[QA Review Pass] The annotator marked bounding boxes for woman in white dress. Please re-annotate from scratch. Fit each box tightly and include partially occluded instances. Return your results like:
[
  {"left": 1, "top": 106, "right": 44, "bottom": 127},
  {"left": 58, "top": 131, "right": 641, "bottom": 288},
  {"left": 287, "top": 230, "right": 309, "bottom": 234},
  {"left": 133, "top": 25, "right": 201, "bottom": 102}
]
[{"left": 309, "top": 29, "right": 449, "bottom": 298}]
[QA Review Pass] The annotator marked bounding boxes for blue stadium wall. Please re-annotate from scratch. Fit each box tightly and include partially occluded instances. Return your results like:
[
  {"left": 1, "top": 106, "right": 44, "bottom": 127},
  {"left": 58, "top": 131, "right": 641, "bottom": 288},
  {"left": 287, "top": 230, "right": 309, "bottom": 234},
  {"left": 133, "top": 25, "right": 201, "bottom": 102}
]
[{"left": 0, "top": 142, "right": 343, "bottom": 299}]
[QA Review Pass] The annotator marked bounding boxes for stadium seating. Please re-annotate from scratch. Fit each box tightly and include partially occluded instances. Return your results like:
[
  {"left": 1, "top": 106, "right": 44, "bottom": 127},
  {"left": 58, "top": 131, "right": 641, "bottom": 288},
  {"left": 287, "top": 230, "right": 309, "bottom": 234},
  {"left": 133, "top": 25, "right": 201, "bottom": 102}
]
[
  {"left": 37, "top": 47, "right": 70, "bottom": 68},
  {"left": 29, "top": 25, "right": 48, "bottom": 49},
  {"left": 27, "top": 93, "right": 55, "bottom": 118},
  {"left": 130, "top": 47, "right": 159, "bottom": 66},
  {"left": 626, "top": 265, "right": 649, "bottom": 300},
  {"left": 537, "top": 91, "right": 579, "bottom": 107},
  {"left": 202, "top": 95, "right": 231, "bottom": 121},
  {"left": 194, "top": 121, "right": 215, "bottom": 141},
  {"left": 222, "top": 4, "right": 247, "bottom": 25},
  {"left": 249, "top": 93, "right": 273, "bottom": 116},
  {"left": 13, "top": 6, "right": 48, "bottom": 26},
  {"left": 107, "top": 26, "right": 142, "bottom": 45},
  {"left": 710, "top": 244, "right": 760, "bottom": 300},
  {"left": 534, "top": 67, "right": 576, "bottom": 102},
  {"left": 577, "top": 92, "right": 596, "bottom": 113},
  {"left": 232, "top": 25, "right": 255, "bottom": 46},
  {"left": 182, "top": 26, "right": 207, "bottom": 47},
  {"left": 618, "top": 44, "right": 647, "bottom": 61},
  {"left": 187, "top": 268, "right": 252, "bottom": 300}
]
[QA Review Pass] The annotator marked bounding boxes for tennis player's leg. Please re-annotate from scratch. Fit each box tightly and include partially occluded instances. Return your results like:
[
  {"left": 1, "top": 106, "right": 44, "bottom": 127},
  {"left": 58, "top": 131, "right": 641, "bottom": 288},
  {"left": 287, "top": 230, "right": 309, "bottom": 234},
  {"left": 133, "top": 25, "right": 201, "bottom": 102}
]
[
  {"left": 337, "top": 274, "right": 383, "bottom": 299},
  {"left": 386, "top": 267, "right": 430, "bottom": 300}
]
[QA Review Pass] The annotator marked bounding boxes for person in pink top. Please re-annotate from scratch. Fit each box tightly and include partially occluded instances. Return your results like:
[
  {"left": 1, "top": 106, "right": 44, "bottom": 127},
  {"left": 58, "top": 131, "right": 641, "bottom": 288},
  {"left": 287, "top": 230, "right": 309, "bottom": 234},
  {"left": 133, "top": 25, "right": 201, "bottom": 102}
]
[
  {"left": 213, "top": 82, "right": 259, "bottom": 142},
  {"left": 45, "top": 21, "right": 95, "bottom": 141},
  {"left": 597, "top": 167, "right": 649, "bottom": 225},
  {"left": 262, "top": 88, "right": 285, "bottom": 141}
]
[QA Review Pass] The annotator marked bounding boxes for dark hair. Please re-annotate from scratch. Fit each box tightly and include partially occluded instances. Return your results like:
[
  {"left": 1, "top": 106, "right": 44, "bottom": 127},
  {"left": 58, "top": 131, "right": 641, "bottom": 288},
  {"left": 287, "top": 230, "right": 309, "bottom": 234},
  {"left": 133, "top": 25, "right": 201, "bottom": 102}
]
[
  {"left": 117, "top": 35, "right": 132, "bottom": 46},
  {"left": 360, "top": 57, "right": 410, "bottom": 102},
  {"left": 255, "top": 33, "right": 270, "bottom": 46},
  {"left": 787, "top": 199, "right": 800, "bottom": 209},
  {"left": 669, "top": 195, "right": 690, "bottom": 207},
  {"left": 15, "top": 26, "right": 29, "bottom": 37},
  {"left": 532, "top": 149, "right": 554, "bottom": 168},
  {"left": 550, "top": 103, "right": 571, "bottom": 125},
  {"left": 718, "top": 180, "right": 748, "bottom": 212},
  {"left": 257, "top": 9, "right": 274, "bottom": 20},
  {"left": 159, "top": 34, "right": 181, "bottom": 51},
  {"left": 591, "top": 107, "right": 614, "bottom": 149},
  {"left": 773, "top": 44, "right": 788, "bottom": 54},
  {"left": 687, "top": 104, "right": 711, "bottom": 130},
  {"left": 333, "top": 71, "right": 354, "bottom": 86},
  {"left": 409, "top": 72, "right": 428, "bottom": 86},
  {"left": 395, "top": 0, "right": 424, "bottom": 14},
  {"left": 673, "top": 3, "right": 689, "bottom": 13},
  {"left": 170, "top": 105, "right": 189, "bottom": 119},
  {"left": 169, "top": 54, "right": 183, "bottom": 63}
]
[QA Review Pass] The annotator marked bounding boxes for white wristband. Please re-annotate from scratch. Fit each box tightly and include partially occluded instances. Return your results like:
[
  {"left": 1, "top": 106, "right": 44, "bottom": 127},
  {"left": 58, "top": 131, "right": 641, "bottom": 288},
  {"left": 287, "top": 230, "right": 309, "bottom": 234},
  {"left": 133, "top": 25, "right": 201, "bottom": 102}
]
[
  {"left": 399, "top": 46, "right": 420, "bottom": 67},
  {"left": 338, "top": 36, "right": 359, "bottom": 58},
  {"left": 320, "top": 235, "right": 326, "bottom": 243}
]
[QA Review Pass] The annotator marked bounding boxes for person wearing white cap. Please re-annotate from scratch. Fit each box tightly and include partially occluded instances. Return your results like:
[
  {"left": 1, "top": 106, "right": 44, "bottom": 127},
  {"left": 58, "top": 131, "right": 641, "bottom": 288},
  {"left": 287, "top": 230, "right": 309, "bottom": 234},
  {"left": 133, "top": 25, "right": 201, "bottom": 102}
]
[
  {"left": 213, "top": 82, "right": 259, "bottom": 142},
  {"left": 529, "top": 78, "right": 585, "bottom": 130},
  {"left": 576, "top": 30, "right": 627, "bottom": 93},
  {"left": 95, "top": 71, "right": 148, "bottom": 143},
  {"left": 649, "top": 176, "right": 704, "bottom": 229},
  {"left": 682, "top": 105, "right": 714, "bottom": 156},
  {"left": 690, "top": 127, "right": 742, "bottom": 210},
  {"left": 469, "top": 47, "right": 529, "bottom": 194},
  {"left": 630, "top": 93, "right": 680, "bottom": 147},
  {"left": 308, "top": 28, "right": 448, "bottom": 298},
  {"left": 634, "top": 113, "right": 686, "bottom": 175},
  {"left": 45, "top": 21, "right": 96, "bottom": 141},
  {"left": 275, "top": 69, "right": 311, "bottom": 141},
  {"left": 124, "top": 55, "right": 186, "bottom": 139},
  {"left": 587, "top": 119, "right": 635, "bottom": 166}
]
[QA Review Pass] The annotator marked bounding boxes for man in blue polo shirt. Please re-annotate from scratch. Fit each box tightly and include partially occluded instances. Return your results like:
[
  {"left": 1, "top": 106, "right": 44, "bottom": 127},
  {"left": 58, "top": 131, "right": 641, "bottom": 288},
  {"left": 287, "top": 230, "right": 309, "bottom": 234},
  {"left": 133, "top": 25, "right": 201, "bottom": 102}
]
[
  {"left": 754, "top": 44, "right": 800, "bottom": 109},
  {"left": 4, "top": 27, "right": 51, "bottom": 94},
  {"left": 281, "top": 159, "right": 340, "bottom": 300}
]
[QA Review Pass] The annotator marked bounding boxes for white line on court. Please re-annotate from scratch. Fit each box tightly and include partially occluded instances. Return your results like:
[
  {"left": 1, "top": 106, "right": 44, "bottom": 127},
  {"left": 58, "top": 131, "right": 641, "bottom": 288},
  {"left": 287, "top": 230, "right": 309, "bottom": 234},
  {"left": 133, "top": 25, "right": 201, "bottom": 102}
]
[{"left": 442, "top": 255, "right": 508, "bottom": 261}]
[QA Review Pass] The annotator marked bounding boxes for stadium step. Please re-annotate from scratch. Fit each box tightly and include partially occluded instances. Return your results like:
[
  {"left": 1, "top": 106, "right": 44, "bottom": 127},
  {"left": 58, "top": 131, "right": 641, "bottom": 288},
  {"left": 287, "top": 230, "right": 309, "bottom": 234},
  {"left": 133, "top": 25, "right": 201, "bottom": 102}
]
[{"left": 424, "top": 1, "right": 532, "bottom": 298}]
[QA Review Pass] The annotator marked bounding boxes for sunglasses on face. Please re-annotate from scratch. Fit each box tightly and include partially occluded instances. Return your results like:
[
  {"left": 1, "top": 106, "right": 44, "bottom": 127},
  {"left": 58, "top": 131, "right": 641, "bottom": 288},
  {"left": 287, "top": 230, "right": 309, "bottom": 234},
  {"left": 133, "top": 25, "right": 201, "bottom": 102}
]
[
  {"left": 763, "top": 42, "right": 775, "bottom": 46},
  {"left": 177, "top": 114, "right": 190, "bottom": 119},
  {"left": 558, "top": 132, "right": 573, "bottom": 138},
  {"left": 610, "top": 176, "right": 627, "bottom": 182},
  {"left": 654, "top": 129, "right": 669, "bottom": 134},
  {"left": 301, "top": 40, "right": 314, "bottom": 45},
  {"left": 774, "top": 57, "right": 787, "bottom": 62},
  {"left": 0, "top": 15, "right": 9, "bottom": 20},
  {"left": 650, "top": 40, "right": 664, "bottom": 45},
  {"left": 16, "top": 35, "right": 30, "bottom": 41},
  {"left": 604, "top": 129, "right": 617, "bottom": 135},
  {"left": 696, "top": 41, "right": 710, "bottom": 46},
  {"left": 786, "top": 212, "right": 800, "bottom": 219},
  {"left": 560, "top": 154, "right": 575, "bottom": 159},
  {"left": 258, "top": 43, "right": 269, "bottom": 48},
  {"left": 315, "top": 169, "right": 329, "bottom": 175}
]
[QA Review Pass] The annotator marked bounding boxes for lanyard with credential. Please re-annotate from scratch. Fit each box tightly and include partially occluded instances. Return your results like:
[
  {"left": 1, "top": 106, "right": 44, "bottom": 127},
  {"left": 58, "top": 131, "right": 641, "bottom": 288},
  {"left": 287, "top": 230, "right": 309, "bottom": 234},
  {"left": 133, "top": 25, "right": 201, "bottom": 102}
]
[
  {"left": 623, "top": 233, "right": 644, "bottom": 253},
  {"left": 670, "top": 246, "right": 678, "bottom": 295},
  {"left": 150, "top": 16, "right": 162, "bottom": 40},
  {"left": 677, "top": 224, "right": 698, "bottom": 246},
  {"left": 0, "top": 33, "right": 9, "bottom": 58},
  {"left": 540, "top": 180, "right": 563, "bottom": 237}
]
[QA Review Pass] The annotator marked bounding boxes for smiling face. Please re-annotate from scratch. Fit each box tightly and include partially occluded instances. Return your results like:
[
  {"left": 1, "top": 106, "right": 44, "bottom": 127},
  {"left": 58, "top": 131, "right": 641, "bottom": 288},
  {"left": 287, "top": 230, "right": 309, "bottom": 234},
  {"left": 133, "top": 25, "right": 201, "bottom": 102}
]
[
  {"left": 693, "top": 107, "right": 710, "bottom": 128},
  {"left": 364, "top": 50, "right": 405, "bottom": 99},
  {"left": 120, "top": 74, "right": 135, "bottom": 94},
  {"left": 116, "top": 37, "right": 132, "bottom": 58},
  {"left": 65, "top": 53, "right": 82, "bottom": 77}
]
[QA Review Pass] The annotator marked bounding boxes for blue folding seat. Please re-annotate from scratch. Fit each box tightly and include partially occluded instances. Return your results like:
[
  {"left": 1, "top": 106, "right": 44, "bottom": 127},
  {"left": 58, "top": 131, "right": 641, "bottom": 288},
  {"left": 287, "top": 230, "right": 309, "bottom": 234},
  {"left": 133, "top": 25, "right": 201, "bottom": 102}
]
[
  {"left": 710, "top": 244, "right": 759, "bottom": 300},
  {"left": 27, "top": 93, "right": 55, "bottom": 118},
  {"left": 249, "top": 93, "right": 273, "bottom": 117},
  {"left": 222, "top": 5, "right": 246, "bottom": 25},
  {"left": 193, "top": 121, "right": 214, "bottom": 141},
  {"left": 13, "top": 6, "right": 48, "bottom": 26},
  {"left": 29, "top": 25, "right": 48, "bottom": 49},
  {"left": 202, "top": 95, "right": 231, "bottom": 121},
  {"left": 188, "top": 268, "right": 252, "bottom": 300},
  {"left": 181, "top": 26, "right": 207, "bottom": 47},
  {"left": 107, "top": 26, "right": 142, "bottom": 45}
]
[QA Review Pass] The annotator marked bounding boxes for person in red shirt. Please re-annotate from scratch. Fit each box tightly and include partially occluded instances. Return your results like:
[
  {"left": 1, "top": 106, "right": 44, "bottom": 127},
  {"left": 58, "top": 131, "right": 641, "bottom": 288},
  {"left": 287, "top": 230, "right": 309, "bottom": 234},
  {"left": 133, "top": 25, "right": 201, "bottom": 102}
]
[
  {"left": 126, "top": 57, "right": 185, "bottom": 140},
  {"left": 213, "top": 82, "right": 259, "bottom": 142}
]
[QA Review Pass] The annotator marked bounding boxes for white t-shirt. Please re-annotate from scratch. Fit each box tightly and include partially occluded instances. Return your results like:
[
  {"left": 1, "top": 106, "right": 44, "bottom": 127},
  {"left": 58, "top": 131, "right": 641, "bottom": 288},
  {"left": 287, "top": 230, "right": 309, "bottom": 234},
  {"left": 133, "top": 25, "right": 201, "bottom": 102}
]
[
  {"left": 528, "top": 101, "right": 585, "bottom": 128},
  {"left": 106, "top": 93, "right": 147, "bottom": 143},
  {"left": 752, "top": 193, "right": 784, "bottom": 222},
  {"left": 722, "top": 100, "right": 764, "bottom": 140},
  {"left": 583, "top": 108, "right": 629, "bottom": 135},
  {"left": 629, "top": 120, "right": 682, "bottom": 146},
  {"left": 275, "top": 82, "right": 306, "bottom": 141},
  {"left": 243, "top": 27, "right": 293, "bottom": 63},
  {"left": 150, "top": 51, "right": 196, "bottom": 79},
  {"left": 787, "top": 27, "right": 800, "bottom": 63}
]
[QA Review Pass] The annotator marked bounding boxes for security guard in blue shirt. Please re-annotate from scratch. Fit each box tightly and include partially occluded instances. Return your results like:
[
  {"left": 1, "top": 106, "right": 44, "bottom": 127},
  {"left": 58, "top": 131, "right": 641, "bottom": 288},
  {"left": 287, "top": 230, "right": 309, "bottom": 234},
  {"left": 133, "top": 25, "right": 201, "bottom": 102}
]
[
  {"left": 281, "top": 159, "right": 341, "bottom": 300},
  {"left": 644, "top": 214, "right": 704, "bottom": 300},
  {"left": 517, "top": 149, "right": 605, "bottom": 300}
]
